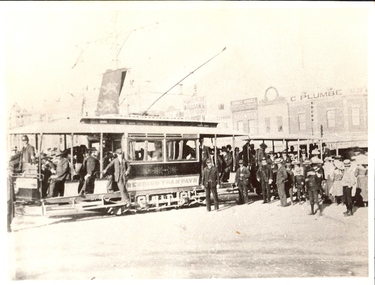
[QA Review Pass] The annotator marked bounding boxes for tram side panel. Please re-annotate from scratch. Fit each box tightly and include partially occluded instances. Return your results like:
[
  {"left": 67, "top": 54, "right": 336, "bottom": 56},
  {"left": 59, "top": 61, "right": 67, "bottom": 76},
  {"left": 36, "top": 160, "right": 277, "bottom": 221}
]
[{"left": 126, "top": 135, "right": 204, "bottom": 210}]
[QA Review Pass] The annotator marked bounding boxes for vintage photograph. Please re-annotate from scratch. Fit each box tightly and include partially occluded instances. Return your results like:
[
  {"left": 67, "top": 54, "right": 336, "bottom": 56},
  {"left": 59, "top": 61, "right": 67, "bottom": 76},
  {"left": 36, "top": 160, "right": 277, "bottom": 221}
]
[{"left": 2, "top": 1, "right": 373, "bottom": 282}]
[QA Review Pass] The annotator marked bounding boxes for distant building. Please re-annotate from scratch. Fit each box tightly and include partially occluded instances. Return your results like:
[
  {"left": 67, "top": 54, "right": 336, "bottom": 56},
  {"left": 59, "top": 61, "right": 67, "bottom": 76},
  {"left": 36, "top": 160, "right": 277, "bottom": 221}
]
[
  {"left": 230, "top": 86, "right": 368, "bottom": 152},
  {"left": 288, "top": 87, "right": 367, "bottom": 149}
]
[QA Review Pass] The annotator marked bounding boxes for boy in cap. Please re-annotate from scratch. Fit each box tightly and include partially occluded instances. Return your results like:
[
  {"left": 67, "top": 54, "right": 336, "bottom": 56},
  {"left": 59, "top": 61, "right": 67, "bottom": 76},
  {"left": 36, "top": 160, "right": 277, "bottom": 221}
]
[{"left": 202, "top": 158, "right": 220, "bottom": 211}]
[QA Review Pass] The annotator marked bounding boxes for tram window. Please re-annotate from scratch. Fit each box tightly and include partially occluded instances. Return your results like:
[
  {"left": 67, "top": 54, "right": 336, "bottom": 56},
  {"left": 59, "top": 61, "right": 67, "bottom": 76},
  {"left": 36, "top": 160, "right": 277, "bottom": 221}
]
[
  {"left": 167, "top": 139, "right": 197, "bottom": 161},
  {"left": 128, "top": 140, "right": 163, "bottom": 162}
]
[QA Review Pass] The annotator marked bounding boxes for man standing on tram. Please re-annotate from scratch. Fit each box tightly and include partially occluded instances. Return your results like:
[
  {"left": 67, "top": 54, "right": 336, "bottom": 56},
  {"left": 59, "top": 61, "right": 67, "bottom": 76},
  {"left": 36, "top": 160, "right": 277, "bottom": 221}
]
[
  {"left": 79, "top": 148, "right": 100, "bottom": 196},
  {"left": 103, "top": 149, "right": 132, "bottom": 211},
  {"left": 48, "top": 150, "right": 70, "bottom": 197}
]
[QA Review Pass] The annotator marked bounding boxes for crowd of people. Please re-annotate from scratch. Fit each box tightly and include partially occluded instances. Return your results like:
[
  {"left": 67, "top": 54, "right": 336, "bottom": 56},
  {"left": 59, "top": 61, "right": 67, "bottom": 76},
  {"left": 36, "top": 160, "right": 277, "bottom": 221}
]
[
  {"left": 201, "top": 141, "right": 369, "bottom": 216},
  {"left": 7, "top": 135, "right": 368, "bottom": 231}
]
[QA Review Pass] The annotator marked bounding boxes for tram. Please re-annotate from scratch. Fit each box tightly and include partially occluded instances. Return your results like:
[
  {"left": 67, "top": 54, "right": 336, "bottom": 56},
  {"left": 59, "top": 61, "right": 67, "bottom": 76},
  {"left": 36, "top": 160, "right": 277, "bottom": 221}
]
[{"left": 8, "top": 116, "right": 248, "bottom": 216}]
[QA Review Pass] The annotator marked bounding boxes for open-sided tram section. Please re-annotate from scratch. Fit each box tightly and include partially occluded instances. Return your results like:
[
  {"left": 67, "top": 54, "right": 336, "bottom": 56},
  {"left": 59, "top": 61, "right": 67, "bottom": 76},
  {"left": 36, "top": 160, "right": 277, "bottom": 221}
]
[{"left": 8, "top": 116, "right": 251, "bottom": 216}]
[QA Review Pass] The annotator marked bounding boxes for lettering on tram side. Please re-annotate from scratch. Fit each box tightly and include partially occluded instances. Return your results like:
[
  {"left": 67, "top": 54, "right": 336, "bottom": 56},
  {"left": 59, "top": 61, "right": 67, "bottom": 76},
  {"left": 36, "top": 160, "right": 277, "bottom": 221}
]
[{"left": 127, "top": 176, "right": 199, "bottom": 191}]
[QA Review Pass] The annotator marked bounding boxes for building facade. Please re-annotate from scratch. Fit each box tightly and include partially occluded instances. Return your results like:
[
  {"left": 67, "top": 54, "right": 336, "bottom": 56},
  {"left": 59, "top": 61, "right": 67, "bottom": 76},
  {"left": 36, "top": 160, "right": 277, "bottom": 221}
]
[{"left": 231, "top": 87, "right": 368, "bottom": 151}]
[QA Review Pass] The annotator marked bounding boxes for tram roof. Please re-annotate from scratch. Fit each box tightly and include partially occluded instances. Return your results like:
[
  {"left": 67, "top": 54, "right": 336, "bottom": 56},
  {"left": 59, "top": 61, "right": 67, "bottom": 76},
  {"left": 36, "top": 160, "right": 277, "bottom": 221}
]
[{"left": 8, "top": 116, "right": 248, "bottom": 138}]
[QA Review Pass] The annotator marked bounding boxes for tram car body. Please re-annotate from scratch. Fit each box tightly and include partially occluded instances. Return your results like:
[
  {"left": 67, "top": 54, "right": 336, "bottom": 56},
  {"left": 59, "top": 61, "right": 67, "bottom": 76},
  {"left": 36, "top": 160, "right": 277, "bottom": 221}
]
[{"left": 8, "top": 116, "right": 248, "bottom": 215}]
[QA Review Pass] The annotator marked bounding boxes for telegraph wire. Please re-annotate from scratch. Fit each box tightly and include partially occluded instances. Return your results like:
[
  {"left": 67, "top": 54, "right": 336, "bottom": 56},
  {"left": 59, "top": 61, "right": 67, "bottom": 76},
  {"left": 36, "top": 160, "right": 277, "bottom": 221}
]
[{"left": 142, "top": 47, "right": 226, "bottom": 116}]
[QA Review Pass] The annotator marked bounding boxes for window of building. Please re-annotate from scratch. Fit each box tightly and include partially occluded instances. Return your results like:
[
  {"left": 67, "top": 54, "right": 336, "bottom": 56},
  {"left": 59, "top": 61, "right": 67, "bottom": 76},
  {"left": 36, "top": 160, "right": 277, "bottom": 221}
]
[
  {"left": 298, "top": 113, "right": 306, "bottom": 131},
  {"left": 277, "top": 116, "right": 283, "bottom": 132},
  {"left": 248, "top": 119, "right": 256, "bottom": 135},
  {"left": 327, "top": 109, "right": 336, "bottom": 128},
  {"left": 265, "top": 117, "right": 270, "bottom": 133},
  {"left": 352, "top": 107, "right": 360, "bottom": 126}
]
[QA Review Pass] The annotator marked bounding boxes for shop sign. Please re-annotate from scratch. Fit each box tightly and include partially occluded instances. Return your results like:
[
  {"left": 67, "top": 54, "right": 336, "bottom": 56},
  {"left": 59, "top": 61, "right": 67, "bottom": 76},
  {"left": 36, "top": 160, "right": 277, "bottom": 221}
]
[
  {"left": 183, "top": 96, "right": 206, "bottom": 118},
  {"left": 230, "top": 98, "right": 258, "bottom": 111}
]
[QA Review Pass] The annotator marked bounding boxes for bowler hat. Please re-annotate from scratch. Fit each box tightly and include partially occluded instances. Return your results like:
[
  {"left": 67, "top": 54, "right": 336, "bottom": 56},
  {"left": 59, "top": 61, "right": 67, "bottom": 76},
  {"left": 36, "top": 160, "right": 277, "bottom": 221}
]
[
  {"left": 302, "top": 160, "right": 312, "bottom": 165},
  {"left": 260, "top": 143, "right": 267, "bottom": 148},
  {"left": 21, "top": 135, "right": 29, "bottom": 142}
]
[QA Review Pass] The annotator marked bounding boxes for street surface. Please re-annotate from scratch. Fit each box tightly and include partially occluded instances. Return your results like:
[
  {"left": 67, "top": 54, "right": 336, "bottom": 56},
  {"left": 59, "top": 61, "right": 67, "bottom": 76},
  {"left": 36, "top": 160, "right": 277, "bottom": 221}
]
[{"left": 7, "top": 198, "right": 370, "bottom": 280}]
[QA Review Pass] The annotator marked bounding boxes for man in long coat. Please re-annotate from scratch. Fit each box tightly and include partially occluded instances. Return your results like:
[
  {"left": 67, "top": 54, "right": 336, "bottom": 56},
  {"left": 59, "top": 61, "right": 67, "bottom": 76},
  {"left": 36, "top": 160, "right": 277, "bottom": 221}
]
[
  {"left": 79, "top": 149, "right": 100, "bottom": 195},
  {"left": 275, "top": 158, "right": 288, "bottom": 207},
  {"left": 202, "top": 158, "right": 220, "bottom": 211},
  {"left": 256, "top": 157, "right": 272, "bottom": 203},
  {"left": 103, "top": 149, "right": 131, "bottom": 207},
  {"left": 48, "top": 150, "right": 70, "bottom": 197},
  {"left": 235, "top": 159, "right": 251, "bottom": 205}
]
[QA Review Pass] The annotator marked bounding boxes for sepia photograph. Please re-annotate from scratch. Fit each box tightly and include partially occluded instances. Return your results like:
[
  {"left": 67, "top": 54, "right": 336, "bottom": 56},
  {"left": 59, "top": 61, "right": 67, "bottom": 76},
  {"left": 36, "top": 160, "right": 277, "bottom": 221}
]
[{"left": 1, "top": 1, "right": 374, "bottom": 283}]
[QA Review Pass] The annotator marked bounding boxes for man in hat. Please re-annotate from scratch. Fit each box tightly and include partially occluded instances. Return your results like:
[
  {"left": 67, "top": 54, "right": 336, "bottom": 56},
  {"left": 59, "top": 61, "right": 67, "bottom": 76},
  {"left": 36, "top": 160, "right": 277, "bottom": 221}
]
[
  {"left": 311, "top": 157, "right": 325, "bottom": 202},
  {"left": 241, "top": 141, "right": 255, "bottom": 169},
  {"left": 285, "top": 160, "right": 294, "bottom": 205},
  {"left": 221, "top": 145, "right": 233, "bottom": 183},
  {"left": 341, "top": 159, "right": 356, "bottom": 216},
  {"left": 256, "top": 157, "right": 272, "bottom": 203},
  {"left": 275, "top": 158, "right": 288, "bottom": 207},
  {"left": 79, "top": 148, "right": 100, "bottom": 196},
  {"left": 311, "top": 148, "right": 320, "bottom": 159},
  {"left": 267, "top": 151, "right": 278, "bottom": 199},
  {"left": 103, "top": 149, "right": 132, "bottom": 212},
  {"left": 202, "top": 158, "right": 220, "bottom": 211},
  {"left": 15, "top": 135, "right": 36, "bottom": 172},
  {"left": 299, "top": 149, "right": 308, "bottom": 163},
  {"left": 40, "top": 153, "right": 53, "bottom": 199},
  {"left": 323, "top": 156, "right": 335, "bottom": 202},
  {"left": 256, "top": 143, "right": 267, "bottom": 166},
  {"left": 281, "top": 149, "right": 291, "bottom": 164},
  {"left": 292, "top": 160, "right": 305, "bottom": 204},
  {"left": 305, "top": 161, "right": 322, "bottom": 215},
  {"left": 233, "top": 147, "right": 240, "bottom": 172},
  {"left": 48, "top": 150, "right": 70, "bottom": 197},
  {"left": 199, "top": 137, "right": 210, "bottom": 184},
  {"left": 235, "top": 159, "right": 251, "bottom": 205}
]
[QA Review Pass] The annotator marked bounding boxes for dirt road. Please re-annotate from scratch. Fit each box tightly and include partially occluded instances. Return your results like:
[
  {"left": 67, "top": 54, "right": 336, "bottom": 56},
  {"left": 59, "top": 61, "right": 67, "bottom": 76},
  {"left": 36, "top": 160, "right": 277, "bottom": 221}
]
[{"left": 7, "top": 199, "right": 370, "bottom": 280}]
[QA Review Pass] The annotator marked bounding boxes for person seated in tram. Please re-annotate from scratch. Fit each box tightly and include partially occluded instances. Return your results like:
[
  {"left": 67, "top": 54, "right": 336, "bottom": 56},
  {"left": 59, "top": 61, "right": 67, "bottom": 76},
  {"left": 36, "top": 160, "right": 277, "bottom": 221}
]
[{"left": 151, "top": 141, "right": 163, "bottom": 161}]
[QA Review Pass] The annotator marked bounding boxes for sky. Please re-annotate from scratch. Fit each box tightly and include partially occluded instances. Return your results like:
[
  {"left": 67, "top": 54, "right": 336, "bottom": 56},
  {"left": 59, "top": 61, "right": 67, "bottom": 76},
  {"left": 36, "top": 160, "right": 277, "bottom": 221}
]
[{"left": 0, "top": 2, "right": 372, "bottom": 115}]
